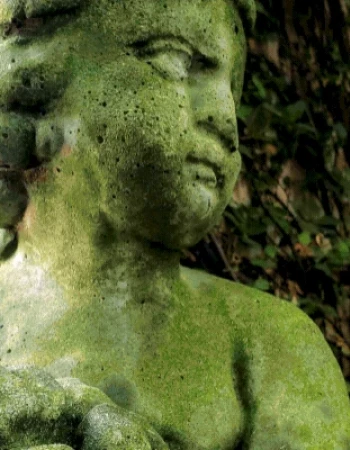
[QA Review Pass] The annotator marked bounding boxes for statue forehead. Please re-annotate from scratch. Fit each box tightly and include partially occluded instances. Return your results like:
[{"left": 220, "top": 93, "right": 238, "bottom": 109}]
[
  {"left": 88, "top": 0, "right": 255, "bottom": 33},
  {"left": 79, "top": 0, "right": 249, "bottom": 63},
  {"left": 1, "top": 0, "right": 255, "bottom": 31}
]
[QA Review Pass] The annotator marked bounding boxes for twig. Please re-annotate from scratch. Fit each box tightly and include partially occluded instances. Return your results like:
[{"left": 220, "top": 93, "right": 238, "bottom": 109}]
[{"left": 209, "top": 232, "right": 239, "bottom": 281}]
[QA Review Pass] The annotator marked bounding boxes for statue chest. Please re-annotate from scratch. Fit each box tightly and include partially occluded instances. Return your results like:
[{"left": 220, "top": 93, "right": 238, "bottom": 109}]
[{"left": 0, "top": 278, "right": 244, "bottom": 449}]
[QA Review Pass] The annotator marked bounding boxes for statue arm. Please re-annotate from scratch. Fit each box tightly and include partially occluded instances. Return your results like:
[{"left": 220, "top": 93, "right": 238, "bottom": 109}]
[{"left": 235, "top": 294, "right": 350, "bottom": 449}]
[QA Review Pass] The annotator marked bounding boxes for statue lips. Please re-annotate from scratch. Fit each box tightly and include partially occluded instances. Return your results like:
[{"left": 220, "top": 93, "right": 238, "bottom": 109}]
[{"left": 185, "top": 153, "right": 225, "bottom": 189}]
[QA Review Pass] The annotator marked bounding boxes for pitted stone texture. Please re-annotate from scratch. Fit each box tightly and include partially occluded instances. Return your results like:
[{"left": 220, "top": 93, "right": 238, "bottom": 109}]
[
  {"left": 79, "top": 404, "right": 168, "bottom": 450},
  {"left": 0, "top": 113, "right": 35, "bottom": 170},
  {"left": 0, "top": 0, "right": 349, "bottom": 449},
  {"left": 0, "top": 0, "right": 83, "bottom": 22},
  {"left": 0, "top": 172, "right": 28, "bottom": 227},
  {"left": 21, "top": 445, "right": 74, "bottom": 450},
  {"left": 0, "top": 227, "right": 16, "bottom": 258},
  {"left": 0, "top": 367, "right": 77, "bottom": 449},
  {"left": 0, "top": 368, "right": 160, "bottom": 450}
]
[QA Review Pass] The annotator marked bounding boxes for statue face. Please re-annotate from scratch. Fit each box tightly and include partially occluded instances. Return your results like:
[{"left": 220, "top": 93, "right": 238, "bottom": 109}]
[{"left": 0, "top": 0, "right": 247, "bottom": 249}]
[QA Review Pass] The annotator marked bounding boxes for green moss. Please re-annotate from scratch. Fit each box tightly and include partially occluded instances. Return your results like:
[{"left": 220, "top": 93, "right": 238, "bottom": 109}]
[{"left": 0, "top": 0, "right": 349, "bottom": 449}]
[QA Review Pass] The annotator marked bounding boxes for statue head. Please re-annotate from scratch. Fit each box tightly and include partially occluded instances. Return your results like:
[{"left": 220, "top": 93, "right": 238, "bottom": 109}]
[{"left": 0, "top": 0, "right": 256, "bottom": 258}]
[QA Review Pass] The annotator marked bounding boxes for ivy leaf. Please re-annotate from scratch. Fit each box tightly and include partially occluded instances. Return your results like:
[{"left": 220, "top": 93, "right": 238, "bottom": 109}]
[
  {"left": 285, "top": 100, "right": 307, "bottom": 123},
  {"left": 334, "top": 122, "right": 347, "bottom": 142},
  {"left": 237, "top": 105, "right": 254, "bottom": 123},
  {"left": 265, "top": 245, "right": 278, "bottom": 258},
  {"left": 252, "top": 258, "right": 276, "bottom": 269},
  {"left": 252, "top": 75, "right": 267, "bottom": 100},
  {"left": 298, "top": 231, "right": 312, "bottom": 246},
  {"left": 253, "top": 278, "right": 270, "bottom": 291}
]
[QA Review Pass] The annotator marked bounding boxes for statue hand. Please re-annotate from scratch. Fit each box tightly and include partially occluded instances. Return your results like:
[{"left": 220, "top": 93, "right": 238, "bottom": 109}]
[
  {"left": 78, "top": 403, "right": 169, "bottom": 450},
  {"left": 0, "top": 367, "right": 168, "bottom": 450},
  {"left": 60, "top": 377, "right": 169, "bottom": 450},
  {"left": 0, "top": 366, "right": 81, "bottom": 448}
]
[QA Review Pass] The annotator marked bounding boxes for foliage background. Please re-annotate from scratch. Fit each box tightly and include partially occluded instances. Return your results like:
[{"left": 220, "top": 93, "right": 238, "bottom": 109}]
[{"left": 182, "top": 0, "right": 350, "bottom": 393}]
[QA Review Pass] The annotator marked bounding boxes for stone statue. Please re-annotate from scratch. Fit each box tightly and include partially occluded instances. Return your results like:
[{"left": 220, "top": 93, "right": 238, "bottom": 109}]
[{"left": 0, "top": 0, "right": 349, "bottom": 448}]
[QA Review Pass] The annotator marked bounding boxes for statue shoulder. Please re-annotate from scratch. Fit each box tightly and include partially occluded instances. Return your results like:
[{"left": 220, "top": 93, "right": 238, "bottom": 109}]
[
  {"left": 235, "top": 286, "right": 350, "bottom": 448},
  {"left": 180, "top": 266, "right": 330, "bottom": 346},
  {"left": 180, "top": 264, "right": 293, "bottom": 322},
  {"left": 180, "top": 266, "right": 350, "bottom": 448}
]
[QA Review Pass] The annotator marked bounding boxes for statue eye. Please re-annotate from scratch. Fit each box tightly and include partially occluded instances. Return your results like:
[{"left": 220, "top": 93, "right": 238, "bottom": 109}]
[
  {"left": 190, "top": 53, "right": 217, "bottom": 72},
  {"left": 140, "top": 49, "right": 218, "bottom": 82},
  {"left": 143, "top": 49, "right": 192, "bottom": 81},
  {"left": 132, "top": 38, "right": 218, "bottom": 82}
]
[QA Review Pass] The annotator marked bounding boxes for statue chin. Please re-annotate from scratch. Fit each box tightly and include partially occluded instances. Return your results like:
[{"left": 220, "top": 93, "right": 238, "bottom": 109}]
[
  {"left": 158, "top": 194, "right": 225, "bottom": 250},
  {"left": 126, "top": 176, "right": 231, "bottom": 250}
]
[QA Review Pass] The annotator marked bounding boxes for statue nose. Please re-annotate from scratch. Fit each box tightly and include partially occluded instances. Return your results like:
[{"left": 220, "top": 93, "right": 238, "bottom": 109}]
[
  {"left": 191, "top": 80, "right": 239, "bottom": 154},
  {"left": 197, "top": 114, "right": 239, "bottom": 154}
]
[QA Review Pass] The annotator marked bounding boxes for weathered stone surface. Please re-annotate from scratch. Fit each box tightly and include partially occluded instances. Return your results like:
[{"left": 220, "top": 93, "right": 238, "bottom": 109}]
[
  {"left": 0, "top": 171, "right": 28, "bottom": 227},
  {"left": 79, "top": 404, "right": 168, "bottom": 450},
  {"left": 0, "top": 0, "right": 82, "bottom": 23},
  {"left": 0, "top": 0, "right": 349, "bottom": 449},
  {"left": 0, "top": 227, "right": 16, "bottom": 259},
  {"left": 0, "top": 112, "right": 35, "bottom": 169},
  {"left": 0, "top": 367, "right": 76, "bottom": 448}
]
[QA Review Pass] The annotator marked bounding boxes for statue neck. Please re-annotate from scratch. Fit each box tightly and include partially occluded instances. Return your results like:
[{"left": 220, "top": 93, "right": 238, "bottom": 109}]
[{"left": 17, "top": 205, "right": 181, "bottom": 306}]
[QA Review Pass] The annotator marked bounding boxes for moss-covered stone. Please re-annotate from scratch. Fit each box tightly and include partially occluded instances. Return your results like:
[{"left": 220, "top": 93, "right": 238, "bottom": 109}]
[
  {"left": 0, "top": 171, "right": 28, "bottom": 227},
  {"left": 0, "top": 112, "right": 35, "bottom": 169},
  {"left": 0, "top": 0, "right": 349, "bottom": 449}
]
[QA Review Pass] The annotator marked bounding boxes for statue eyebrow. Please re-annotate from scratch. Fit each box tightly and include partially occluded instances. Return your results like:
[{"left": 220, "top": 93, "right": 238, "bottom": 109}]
[
  {"left": 132, "top": 36, "right": 192, "bottom": 55},
  {"left": 131, "top": 35, "right": 220, "bottom": 67}
]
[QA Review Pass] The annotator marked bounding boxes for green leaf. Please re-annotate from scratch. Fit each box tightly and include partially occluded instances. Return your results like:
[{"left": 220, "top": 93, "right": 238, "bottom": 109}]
[
  {"left": 336, "top": 240, "right": 350, "bottom": 257},
  {"left": 265, "top": 245, "right": 277, "bottom": 258},
  {"left": 252, "top": 75, "right": 267, "bottom": 100},
  {"left": 246, "top": 219, "right": 267, "bottom": 236},
  {"left": 299, "top": 297, "right": 337, "bottom": 318},
  {"left": 262, "top": 103, "right": 283, "bottom": 117},
  {"left": 267, "top": 205, "right": 292, "bottom": 234},
  {"left": 334, "top": 122, "right": 348, "bottom": 142},
  {"left": 316, "top": 216, "right": 340, "bottom": 228},
  {"left": 237, "top": 105, "right": 254, "bottom": 123},
  {"left": 239, "top": 144, "right": 253, "bottom": 159},
  {"left": 255, "top": 2, "right": 269, "bottom": 15},
  {"left": 241, "top": 235, "right": 262, "bottom": 248},
  {"left": 294, "top": 123, "right": 317, "bottom": 135},
  {"left": 252, "top": 258, "right": 276, "bottom": 269},
  {"left": 315, "top": 262, "right": 333, "bottom": 278},
  {"left": 298, "top": 231, "right": 312, "bottom": 246},
  {"left": 285, "top": 100, "right": 307, "bottom": 123},
  {"left": 253, "top": 278, "right": 270, "bottom": 291}
]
